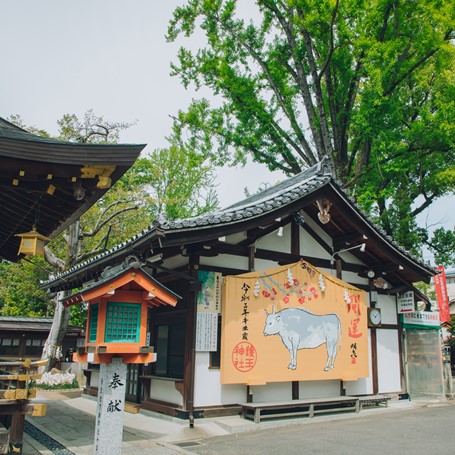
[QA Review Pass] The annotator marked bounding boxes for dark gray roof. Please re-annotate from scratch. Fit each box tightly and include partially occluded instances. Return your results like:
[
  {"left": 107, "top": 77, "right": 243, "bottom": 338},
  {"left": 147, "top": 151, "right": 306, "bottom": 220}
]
[
  {"left": 163, "top": 161, "right": 331, "bottom": 231},
  {"left": 42, "top": 158, "right": 435, "bottom": 289},
  {"left": 0, "top": 316, "right": 54, "bottom": 323},
  {"left": 0, "top": 117, "right": 145, "bottom": 262},
  {"left": 0, "top": 316, "right": 84, "bottom": 333},
  {"left": 0, "top": 117, "right": 145, "bottom": 164}
]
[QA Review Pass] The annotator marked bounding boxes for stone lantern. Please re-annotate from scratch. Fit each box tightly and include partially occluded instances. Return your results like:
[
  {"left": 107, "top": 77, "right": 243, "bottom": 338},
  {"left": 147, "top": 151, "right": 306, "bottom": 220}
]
[{"left": 62, "top": 262, "right": 180, "bottom": 454}]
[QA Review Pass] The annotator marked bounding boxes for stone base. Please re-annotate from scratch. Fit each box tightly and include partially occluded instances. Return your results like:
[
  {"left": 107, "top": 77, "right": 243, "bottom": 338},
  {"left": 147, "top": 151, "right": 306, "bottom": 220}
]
[{"left": 36, "top": 389, "right": 82, "bottom": 400}]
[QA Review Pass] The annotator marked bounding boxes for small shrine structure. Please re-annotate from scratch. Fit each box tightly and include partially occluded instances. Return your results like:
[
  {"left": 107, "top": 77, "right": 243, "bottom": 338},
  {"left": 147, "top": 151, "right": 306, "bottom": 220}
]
[{"left": 62, "top": 261, "right": 180, "bottom": 454}]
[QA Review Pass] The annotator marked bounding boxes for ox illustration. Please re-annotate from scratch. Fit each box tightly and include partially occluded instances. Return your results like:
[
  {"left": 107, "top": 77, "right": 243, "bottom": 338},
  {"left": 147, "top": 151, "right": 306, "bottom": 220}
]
[{"left": 263, "top": 306, "right": 341, "bottom": 371}]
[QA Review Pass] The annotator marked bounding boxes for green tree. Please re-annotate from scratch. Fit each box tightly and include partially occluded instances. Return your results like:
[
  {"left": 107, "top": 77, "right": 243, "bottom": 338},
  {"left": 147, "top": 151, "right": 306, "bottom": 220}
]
[
  {"left": 0, "top": 258, "right": 50, "bottom": 317},
  {"left": 7, "top": 112, "right": 219, "bottom": 368},
  {"left": 130, "top": 145, "right": 219, "bottom": 220},
  {"left": 167, "top": 0, "right": 455, "bottom": 258},
  {"left": 57, "top": 110, "right": 135, "bottom": 144}
]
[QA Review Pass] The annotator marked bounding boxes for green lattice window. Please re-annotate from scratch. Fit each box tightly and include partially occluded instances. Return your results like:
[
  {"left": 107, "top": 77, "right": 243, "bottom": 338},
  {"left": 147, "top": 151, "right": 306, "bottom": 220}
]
[
  {"left": 89, "top": 304, "right": 99, "bottom": 343},
  {"left": 105, "top": 302, "right": 140, "bottom": 343}
]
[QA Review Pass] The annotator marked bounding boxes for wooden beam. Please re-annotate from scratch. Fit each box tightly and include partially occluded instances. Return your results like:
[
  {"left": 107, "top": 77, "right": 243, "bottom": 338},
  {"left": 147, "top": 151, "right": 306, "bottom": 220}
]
[{"left": 291, "top": 219, "right": 300, "bottom": 401}]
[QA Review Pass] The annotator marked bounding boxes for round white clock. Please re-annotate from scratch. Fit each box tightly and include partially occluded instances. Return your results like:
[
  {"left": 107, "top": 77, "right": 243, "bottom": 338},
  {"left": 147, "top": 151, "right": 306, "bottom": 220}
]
[{"left": 368, "top": 308, "right": 382, "bottom": 326}]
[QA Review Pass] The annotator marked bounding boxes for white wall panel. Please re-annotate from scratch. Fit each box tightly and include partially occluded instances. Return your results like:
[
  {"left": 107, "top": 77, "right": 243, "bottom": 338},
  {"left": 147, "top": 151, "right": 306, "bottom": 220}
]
[
  {"left": 149, "top": 378, "right": 184, "bottom": 406},
  {"left": 201, "top": 254, "right": 249, "bottom": 271},
  {"left": 250, "top": 382, "right": 292, "bottom": 402},
  {"left": 377, "top": 329, "right": 401, "bottom": 393},
  {"left": 299, "top": 380, "right": 341, "bottom": 398},
  {"left": 256, "top": 225, "right": 291, "bottom": 253},
  {"left": 194, "top": 352, "right": 245, "bottom": 406},
  {"left": 378, "top": 295, "right": 398, "bottom": 325},
  {"left": 345, "top": 334, "right": 373, "bottom": 395}
]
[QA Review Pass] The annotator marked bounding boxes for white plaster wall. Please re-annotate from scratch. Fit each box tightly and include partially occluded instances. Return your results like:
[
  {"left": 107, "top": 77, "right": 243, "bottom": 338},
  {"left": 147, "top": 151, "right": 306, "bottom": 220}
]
[
  {"left": 377, "top": 329, "right": 401, "bottom": 393},
  {"left": 201, "top": 253, "right": 249, "bottom": 271},
  {"left": 149, "top": 378, "right": 184, "bottom": 406},
  {"left": 299, "top": 213, "right": 332, "bottom": 258},
  {"left": 339, "top": 270, "right": 368, "bottom": 287},
  {"left": 299, "top": 380, "right": 341, "bottom": 398},
  {"left": 194, "top": 352, "right": 245, "bottom": 407},
  {"left": 162, "top": 255, "right": 188, "bottom": 270},
  {"left": 255, "top": 225, "right": 291, "bottom": 253},
  {"left": 250, "top": 382, "right": 292, "bottom": 401},
  {"left": 378, "top": 294, "right": 398, "bottom": 325},
  {"left": 254, "top": 258, "right": 282, "bottom": 271},
  {"left": 90, "top": 371, "right": 100, "bottom": 388}
]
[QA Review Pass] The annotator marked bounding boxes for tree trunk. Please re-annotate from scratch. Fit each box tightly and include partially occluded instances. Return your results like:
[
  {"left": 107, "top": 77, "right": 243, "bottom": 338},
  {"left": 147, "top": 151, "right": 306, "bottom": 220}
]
[
  {"left": 41, "top": 291, "right": 71, "bottom": 372},
  {"left": 41, "top": 222, "right": 79, "bottom": 372}
]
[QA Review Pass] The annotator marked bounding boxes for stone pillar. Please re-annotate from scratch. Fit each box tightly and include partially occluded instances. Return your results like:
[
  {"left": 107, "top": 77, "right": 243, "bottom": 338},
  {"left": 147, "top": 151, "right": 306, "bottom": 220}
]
[
  {"left": 443, "top": 362, "right": 454, "bottom": 398},
  {"left": 94, "top": 358, "right": 127, "bottom": 455}
]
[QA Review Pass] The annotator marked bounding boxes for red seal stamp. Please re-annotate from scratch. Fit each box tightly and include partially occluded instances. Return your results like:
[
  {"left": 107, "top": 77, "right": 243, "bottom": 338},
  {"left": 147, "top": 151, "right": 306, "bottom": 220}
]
[{"left": 232, "top": 341, "right": 257, "bottom": 372}]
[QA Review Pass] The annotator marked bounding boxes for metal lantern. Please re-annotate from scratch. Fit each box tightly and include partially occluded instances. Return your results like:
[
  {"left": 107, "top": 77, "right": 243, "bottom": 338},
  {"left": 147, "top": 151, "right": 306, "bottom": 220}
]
[{"left": 16, "top": 227, "right": 49, "bottom": 257}]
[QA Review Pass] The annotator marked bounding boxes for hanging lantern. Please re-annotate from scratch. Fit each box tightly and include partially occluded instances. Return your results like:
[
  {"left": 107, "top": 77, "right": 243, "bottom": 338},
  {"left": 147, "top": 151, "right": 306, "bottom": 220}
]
[{"left": 16, "top": 227, "right": 49, "bottom": 257}]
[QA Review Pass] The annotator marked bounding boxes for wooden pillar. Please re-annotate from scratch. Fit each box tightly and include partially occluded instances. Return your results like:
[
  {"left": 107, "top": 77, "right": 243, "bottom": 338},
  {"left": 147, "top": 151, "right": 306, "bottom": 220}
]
[
  {"left": 247, "top": 243, "right": 255, "bottom": 403},
  {"left": 369, "top": 279, "right": 379, "bottom": 395},
  {"left": 335, "top": 259, "right": 346, "bottom": 396},
  {"left": 371, "top": 328, "right": 379, "bottom": 394},
  {"left": 9, "top": 412, "right": 25, "bottom": 454},
  {"left": 18, "top": 333, "right": 26, "bottom": 359},
  {"left": 248, "top": 244, "right": 255, "bottom": 272},
  {"left": 291, "top": 221, "right": 300, "bottom": 400},
  {"left": 183, "top": 254, "right": 199, "bottom": 427}
]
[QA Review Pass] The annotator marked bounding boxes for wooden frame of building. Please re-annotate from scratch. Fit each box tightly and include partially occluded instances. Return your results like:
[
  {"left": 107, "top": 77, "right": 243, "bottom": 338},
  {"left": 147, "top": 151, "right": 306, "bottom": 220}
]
[
  {"left": 0, "top": 117, "right": 145, "bottom": 262},
  {"left": 0, "top": 317, "right": 84, "bottom": 362},
  {"left": 43, "top": 158, "right": 436, "bottom": 423}
]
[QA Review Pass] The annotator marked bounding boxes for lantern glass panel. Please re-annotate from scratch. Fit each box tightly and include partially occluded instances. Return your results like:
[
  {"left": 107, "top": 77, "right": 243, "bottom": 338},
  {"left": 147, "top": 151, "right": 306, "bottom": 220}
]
[
  {"left": 89, "top": 304, "right": 99, "bottom": 342},
  {"left": 105, "top": 302, "right": 141, "bottom": 343}
]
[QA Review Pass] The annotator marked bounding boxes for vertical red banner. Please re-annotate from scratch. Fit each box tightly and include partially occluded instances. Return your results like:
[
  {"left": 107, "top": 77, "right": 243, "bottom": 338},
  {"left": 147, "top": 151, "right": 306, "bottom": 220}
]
[{"left": 434, "top": 265, "right": 450, "bottom": 323}]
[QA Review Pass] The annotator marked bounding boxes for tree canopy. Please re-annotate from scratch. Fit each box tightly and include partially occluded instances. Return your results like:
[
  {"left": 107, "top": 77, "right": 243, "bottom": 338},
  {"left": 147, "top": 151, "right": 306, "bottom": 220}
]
[
  {"left": 4, "top": 112, "right": 219, "bottom": 327},
  {"left": 0, "top": 257, "right": 49, "bottom": 318},
  {"left": 167, "top": 0, "right": 455, "bottom": 263}
]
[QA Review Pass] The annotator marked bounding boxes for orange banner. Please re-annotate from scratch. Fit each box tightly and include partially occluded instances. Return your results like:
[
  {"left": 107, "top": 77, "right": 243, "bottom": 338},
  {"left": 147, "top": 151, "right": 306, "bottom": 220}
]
[
  {"left": 221, "top": 261, "right": 368, "bottom": 384},
  {"left": 434, "top": 265, "right": 450, "bottom": 324}
]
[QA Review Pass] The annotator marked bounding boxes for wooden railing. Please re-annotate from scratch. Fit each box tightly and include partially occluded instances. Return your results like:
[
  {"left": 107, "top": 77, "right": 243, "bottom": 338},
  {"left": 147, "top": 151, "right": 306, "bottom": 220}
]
[{"left": 0, "top": 359, "right": 47, "bottom": 454}]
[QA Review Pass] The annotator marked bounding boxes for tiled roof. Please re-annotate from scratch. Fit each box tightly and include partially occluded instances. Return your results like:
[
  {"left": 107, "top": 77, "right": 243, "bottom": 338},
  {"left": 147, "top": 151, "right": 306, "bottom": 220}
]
[
  {"left": 0, "top": 116, "right": 145, "bottom": 262},
  {"left": 42, "top": 158, "right": 434, "bottom": 288},
  {"left": 0, "top": 316, "right": 54, "bottom": 323},
  {"left": 163, "top": 163, "right": 331, "bottom": 231}
]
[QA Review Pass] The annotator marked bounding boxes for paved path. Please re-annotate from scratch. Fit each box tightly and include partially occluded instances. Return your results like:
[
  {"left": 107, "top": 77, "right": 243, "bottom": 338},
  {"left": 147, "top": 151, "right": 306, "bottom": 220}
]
[
  {"left": 185, "top": 401, "right": 455, "bottom": 455},
  {"left": 24, "top": 396, "right": 229, "bottom": 454},
  {"left": 23, "top": 395, "right": 454, "bottom": 454}
]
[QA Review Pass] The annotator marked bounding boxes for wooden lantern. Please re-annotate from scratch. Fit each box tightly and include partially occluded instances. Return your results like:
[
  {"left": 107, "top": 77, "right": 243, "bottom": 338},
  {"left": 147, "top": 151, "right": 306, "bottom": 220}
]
[
  {"left": 62, "top": 264, "right": 180, "bottom": 364},
  {"left": 16, "top": 227, "right": 49, "bottom": 257}
]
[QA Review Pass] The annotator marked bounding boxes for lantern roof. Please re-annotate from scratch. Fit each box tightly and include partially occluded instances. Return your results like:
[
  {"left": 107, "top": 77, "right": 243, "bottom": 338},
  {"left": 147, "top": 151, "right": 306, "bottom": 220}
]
[{"left": 62, "top": 262, "right": 181, "bottom": 308}]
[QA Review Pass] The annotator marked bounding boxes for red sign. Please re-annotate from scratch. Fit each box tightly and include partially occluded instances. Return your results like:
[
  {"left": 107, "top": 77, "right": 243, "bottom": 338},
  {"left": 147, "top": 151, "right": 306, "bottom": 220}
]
[{"left": 434, "top": 266, "right": 450, "bottom": 323}]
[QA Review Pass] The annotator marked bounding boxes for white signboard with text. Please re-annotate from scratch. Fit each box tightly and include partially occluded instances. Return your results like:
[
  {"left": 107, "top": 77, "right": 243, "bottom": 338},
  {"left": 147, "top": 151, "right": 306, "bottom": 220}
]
[
  {"left": 196, "top": 312, "right": 218, "bottom": 351},
  {"left": 402, "top": 311, "right": 440, "bottom": 328},
  {"left": 398, "top": 291, "right": 414, "bottom": 313}
]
